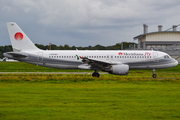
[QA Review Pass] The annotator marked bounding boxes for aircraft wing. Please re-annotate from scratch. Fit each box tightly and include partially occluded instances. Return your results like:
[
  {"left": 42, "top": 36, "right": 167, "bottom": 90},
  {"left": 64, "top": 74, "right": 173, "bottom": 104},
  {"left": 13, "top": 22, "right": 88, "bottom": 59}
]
[{"left": 80, "top": 57, "right": 118, "bottom": 69}]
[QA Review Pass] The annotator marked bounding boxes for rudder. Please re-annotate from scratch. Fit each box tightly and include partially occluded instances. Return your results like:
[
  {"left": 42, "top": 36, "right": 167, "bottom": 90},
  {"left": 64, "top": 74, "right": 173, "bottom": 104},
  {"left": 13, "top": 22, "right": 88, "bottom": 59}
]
[{"left": 6, "top": 22, "right": 39, "bottom": 52}]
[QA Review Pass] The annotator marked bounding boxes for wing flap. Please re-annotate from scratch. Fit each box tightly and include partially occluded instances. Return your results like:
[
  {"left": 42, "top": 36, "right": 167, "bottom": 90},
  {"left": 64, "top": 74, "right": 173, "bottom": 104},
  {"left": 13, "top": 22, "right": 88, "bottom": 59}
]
[{"left": 81, "top": 57, "right": 120, "bottom": 69}]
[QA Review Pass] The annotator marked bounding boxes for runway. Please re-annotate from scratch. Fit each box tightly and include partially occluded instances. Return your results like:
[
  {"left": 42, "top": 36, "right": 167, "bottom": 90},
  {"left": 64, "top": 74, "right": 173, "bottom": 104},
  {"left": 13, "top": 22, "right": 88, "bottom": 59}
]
[{"left": 0, "top": 72, "right": 108, "bottom": 74}]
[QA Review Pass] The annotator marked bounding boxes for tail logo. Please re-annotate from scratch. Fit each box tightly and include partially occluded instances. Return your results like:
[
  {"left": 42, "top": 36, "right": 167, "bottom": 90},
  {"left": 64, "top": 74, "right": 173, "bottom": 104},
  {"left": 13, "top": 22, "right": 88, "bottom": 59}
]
[{"left": 14, "top": 32, "right": 23, "bottom": 41}]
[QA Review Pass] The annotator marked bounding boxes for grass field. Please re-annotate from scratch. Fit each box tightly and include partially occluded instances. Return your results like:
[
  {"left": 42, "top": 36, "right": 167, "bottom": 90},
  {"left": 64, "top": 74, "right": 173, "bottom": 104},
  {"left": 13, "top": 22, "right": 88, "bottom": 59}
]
[
  {"left": 0, "top": 62, "right": 88, "bottom": 72},
  {"left": 0, "top": 61, "right": 180, "bottom": 72},
  {"left": 0, "top": 77, "right": 180, "bottom": 120},
  {"left": 0, "top": 62, "right": 180, "bottom": 119},
  {"left": 0, "top": 61, "right": 180, "bottom": 77}
]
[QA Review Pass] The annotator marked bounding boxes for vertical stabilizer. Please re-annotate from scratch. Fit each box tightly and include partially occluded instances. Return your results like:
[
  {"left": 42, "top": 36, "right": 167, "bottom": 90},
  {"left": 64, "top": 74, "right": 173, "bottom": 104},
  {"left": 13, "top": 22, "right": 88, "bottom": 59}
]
[{"left": 6, "top": 22, "right": 39, "bottom": 52}]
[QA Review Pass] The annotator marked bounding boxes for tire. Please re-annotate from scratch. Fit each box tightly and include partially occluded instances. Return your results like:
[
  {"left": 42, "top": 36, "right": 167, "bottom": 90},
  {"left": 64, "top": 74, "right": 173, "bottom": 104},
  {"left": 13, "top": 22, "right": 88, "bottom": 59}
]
[
  {"left": 92, "top": 73, "right": 100, "bottom": 77},
  {"left": 152, "top": 74, "right": 156, "bottom": 78},
  {"left": 96, "top": 73, "right": 100, "bottom": 77}
]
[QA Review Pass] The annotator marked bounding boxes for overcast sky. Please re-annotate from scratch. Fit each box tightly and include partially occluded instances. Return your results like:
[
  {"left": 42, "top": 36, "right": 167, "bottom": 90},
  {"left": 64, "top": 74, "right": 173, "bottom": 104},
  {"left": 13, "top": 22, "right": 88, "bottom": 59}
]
[{"left": 1, "top": 0, "right": 180, "bottom": 47}]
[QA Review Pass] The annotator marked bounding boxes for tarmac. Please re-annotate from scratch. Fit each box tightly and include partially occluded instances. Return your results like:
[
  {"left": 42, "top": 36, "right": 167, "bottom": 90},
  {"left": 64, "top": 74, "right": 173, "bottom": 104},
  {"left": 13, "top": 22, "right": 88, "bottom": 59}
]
[{"left": 0, "top": 72, "right": 108, "bottom": 74}]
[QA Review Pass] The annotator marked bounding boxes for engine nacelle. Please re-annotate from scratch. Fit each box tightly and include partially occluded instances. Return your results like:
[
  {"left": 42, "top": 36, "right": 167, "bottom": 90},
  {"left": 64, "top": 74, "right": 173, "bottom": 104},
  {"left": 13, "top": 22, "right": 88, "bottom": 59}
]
[{"left": 109, "top": 64, "right": 129, "bottom": 75}]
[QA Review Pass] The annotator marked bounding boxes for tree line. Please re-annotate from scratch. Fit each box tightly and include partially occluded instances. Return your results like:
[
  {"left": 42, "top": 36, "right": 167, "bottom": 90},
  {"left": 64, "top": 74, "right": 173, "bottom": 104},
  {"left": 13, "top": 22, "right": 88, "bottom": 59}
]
[{"left": 0, "top": 42, "right": 136, "bottom": 58}]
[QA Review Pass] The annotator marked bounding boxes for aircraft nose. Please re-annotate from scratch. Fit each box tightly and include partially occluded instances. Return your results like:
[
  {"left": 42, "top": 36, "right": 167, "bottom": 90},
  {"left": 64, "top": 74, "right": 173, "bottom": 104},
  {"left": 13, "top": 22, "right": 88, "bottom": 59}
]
[
  {"left": 172, "top": 59, "right": 178, "bottom": 67},
  {"left": 175, "top": 60, "right": 178, "bottom": 66}
]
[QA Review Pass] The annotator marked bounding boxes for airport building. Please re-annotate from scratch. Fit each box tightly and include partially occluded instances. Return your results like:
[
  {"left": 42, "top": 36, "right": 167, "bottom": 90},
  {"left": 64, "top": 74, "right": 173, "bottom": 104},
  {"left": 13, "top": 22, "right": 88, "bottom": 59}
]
[
  {"left": 133, "top": 24, "right": 180, "bottom": 63},
  {"left": 134, "top": 24, "right": 180, "bottom": 50}
]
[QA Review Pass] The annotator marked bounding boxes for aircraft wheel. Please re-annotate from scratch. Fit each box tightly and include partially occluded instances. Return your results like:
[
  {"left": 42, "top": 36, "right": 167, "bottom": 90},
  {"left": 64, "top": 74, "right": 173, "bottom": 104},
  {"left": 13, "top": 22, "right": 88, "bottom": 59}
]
[
  {"left": 96, "top": 73, "right": 100, "bottom": 77},
  {"left": 92, "top": 72, "right": 100, "bottom": 77},
  {"left": 92, "top": 73, "right": 95, "bottom": 77},
  {"left": 152, "top": 74, "right": 156, "bottom": 78}
]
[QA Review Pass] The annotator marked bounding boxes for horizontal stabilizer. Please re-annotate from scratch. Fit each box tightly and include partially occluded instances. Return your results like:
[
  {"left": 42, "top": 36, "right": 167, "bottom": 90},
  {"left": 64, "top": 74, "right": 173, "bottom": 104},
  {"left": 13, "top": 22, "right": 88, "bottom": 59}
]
[{"left": 4, "top": 52, "right": 28, "bottom": 58}]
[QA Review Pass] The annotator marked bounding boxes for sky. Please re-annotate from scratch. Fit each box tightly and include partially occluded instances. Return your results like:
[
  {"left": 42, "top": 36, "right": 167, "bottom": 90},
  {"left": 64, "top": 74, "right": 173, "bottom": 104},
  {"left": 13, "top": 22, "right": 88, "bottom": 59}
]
[{"left": 0, "top": 0, "right": 180, "bottom": 47}]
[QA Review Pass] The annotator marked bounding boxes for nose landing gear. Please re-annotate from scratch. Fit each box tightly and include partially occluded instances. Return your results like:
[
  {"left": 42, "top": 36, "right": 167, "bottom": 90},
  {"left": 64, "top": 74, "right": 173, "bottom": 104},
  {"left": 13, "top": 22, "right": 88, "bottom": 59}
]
[{"left": 152, "top": 69, "right": 156, "bottom": 78}]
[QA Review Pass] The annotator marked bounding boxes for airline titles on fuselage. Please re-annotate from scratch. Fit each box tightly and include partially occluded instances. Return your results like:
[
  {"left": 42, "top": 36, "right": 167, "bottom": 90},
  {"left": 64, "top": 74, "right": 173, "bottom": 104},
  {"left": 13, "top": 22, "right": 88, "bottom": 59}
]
[
  {"left": 118, "top": 52, "right": 151, "bottom": 56},
  {"left": 48, "top": 52, "right": 152, "bottom": 60}
]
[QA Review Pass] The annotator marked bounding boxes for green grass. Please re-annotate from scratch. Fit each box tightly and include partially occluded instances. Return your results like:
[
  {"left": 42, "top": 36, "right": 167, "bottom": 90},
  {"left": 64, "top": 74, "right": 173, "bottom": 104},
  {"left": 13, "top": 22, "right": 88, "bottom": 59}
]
[
  {"left": 0, "top": 62, "right": 89, "bottom": 72},
  {"left": 0, "top": 78, "right": 180, "bottom": 120},
  {"left": 0, "top": 61, "right": 180, "bottom": 74},
  {"left": 0, "top": 61, "right": 180, "bottom": 78},
  {"left": 0, "top": 62, "right": 180, "bottom": 119}
]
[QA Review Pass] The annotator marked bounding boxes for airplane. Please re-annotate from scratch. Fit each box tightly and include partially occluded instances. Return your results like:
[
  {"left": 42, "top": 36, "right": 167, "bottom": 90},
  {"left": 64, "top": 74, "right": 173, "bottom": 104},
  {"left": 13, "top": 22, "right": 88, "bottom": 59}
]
[{"left": 3, "top": 22, "right": 178, "bottom": 78}]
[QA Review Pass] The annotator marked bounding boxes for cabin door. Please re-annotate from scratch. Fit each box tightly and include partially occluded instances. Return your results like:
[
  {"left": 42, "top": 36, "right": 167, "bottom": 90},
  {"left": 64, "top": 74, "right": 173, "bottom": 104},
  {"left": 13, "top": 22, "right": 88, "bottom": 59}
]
[
  {"left": 38, "top": 52, "right": 43, "bottom": 62},
  {"left": 153, "top": 52, "right": 158, "bottom": 62}
]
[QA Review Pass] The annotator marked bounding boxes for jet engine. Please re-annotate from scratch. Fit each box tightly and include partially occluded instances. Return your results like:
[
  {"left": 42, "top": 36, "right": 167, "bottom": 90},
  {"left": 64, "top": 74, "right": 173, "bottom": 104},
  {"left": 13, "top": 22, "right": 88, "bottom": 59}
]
[{"left": 104, "top": 64, "right": 129, "bottom": 75}]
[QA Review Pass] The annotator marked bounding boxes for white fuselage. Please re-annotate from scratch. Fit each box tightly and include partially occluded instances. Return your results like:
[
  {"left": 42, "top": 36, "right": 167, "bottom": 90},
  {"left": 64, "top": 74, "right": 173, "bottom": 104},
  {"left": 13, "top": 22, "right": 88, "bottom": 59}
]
[{"left": 6, "top": 50, "right": 177, "bottom": 70}]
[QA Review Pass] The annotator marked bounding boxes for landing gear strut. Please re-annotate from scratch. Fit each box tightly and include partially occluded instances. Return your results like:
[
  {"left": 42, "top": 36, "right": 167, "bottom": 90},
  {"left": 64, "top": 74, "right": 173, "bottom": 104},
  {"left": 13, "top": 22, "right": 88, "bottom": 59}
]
[
  {"left": 152, "top": 69, "right": 156, "bottom": 78},
  {"left": 92, "top": 70, "right": 100, "bottom": 77}
]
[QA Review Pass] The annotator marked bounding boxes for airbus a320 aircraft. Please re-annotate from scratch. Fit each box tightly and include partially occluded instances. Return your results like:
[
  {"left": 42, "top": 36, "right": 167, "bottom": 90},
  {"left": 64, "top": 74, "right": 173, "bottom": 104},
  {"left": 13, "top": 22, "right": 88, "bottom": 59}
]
[{"left": 4, "top": 22, "right": 178, "bottom": 78}]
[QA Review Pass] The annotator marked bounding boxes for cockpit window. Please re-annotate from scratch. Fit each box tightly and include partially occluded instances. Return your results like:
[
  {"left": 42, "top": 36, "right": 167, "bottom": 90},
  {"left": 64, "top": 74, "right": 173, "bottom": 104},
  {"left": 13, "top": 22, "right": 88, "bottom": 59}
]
[{"left": 164, "top": 55, "right": 170, "bottom": 58}]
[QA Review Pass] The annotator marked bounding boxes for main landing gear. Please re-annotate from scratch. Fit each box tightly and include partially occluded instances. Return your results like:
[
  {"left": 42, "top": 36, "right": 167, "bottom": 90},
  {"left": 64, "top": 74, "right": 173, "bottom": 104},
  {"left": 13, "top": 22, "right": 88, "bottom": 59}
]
[
  {"left": 152, "top": 69, "right": 157, "bottom": 78},
  {"left": 92, "top": 70, "right": 100, "bottom": 77}
]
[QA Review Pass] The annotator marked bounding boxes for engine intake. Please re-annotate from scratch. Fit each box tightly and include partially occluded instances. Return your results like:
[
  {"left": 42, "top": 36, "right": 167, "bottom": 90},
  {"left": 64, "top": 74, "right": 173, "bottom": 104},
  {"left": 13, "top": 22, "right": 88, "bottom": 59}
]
[{"left": 108, "top": 64, "right": 129, "bottom": 75}]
